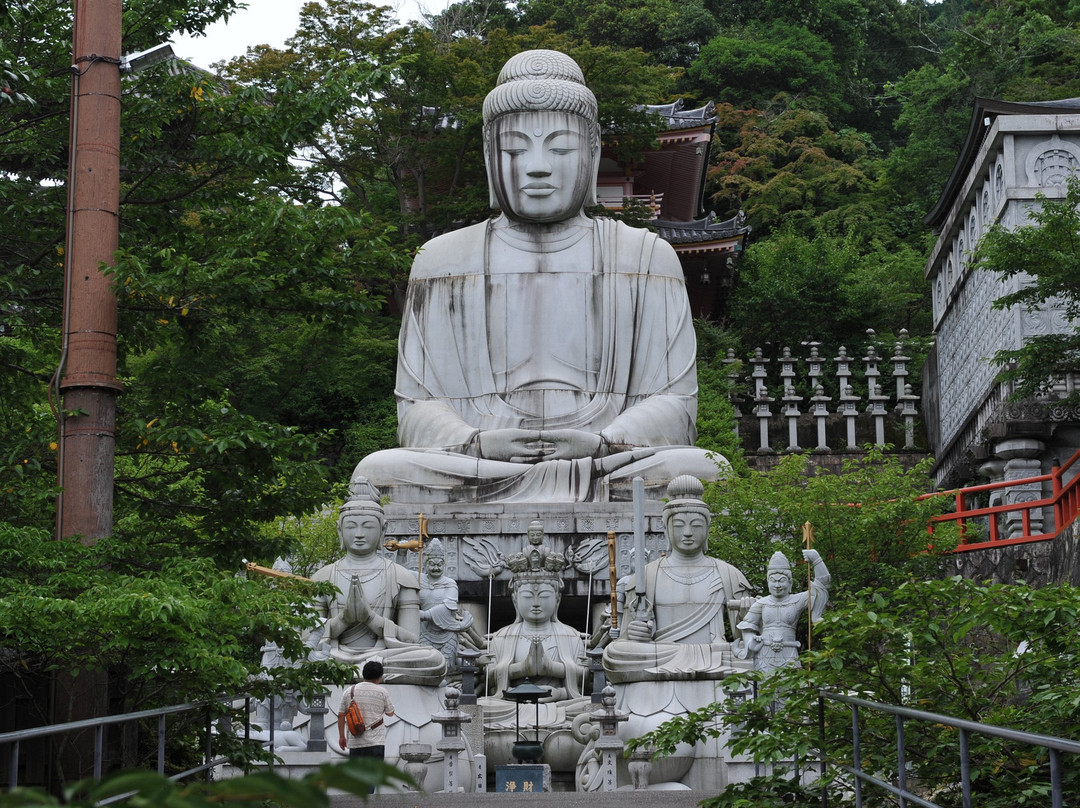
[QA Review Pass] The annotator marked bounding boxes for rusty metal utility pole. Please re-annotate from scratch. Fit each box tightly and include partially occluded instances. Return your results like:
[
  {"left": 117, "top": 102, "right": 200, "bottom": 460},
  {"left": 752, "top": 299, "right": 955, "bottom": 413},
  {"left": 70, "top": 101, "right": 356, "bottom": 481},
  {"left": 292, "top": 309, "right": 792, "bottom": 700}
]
[{"left": 58, "top": 0, "right": 123, "bottom": 544}]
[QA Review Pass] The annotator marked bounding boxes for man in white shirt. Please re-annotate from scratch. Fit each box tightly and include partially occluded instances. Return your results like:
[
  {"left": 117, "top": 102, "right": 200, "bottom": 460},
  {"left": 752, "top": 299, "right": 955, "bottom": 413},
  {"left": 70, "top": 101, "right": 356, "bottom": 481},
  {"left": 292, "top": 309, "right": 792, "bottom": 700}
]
[{"left": 337, "top": 660, "right": 395, "bottom": 762}]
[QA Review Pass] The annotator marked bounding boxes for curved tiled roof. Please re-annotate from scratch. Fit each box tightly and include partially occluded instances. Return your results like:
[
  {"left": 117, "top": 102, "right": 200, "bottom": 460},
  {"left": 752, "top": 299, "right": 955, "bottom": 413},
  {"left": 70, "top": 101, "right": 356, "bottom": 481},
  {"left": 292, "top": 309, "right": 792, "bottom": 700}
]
[
  {"left": 653, "top": 211, "right": 751, "bottom": 244},
  {"left": 642, "top": 99, "right": 718, "bottom": 130}
]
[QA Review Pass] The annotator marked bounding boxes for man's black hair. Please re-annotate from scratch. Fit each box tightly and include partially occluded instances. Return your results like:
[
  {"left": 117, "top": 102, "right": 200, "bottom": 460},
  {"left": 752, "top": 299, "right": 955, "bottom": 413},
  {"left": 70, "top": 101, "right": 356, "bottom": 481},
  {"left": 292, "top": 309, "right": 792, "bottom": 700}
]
[{"left": 362, "top": 660, "right": 384, "bottom": 681}]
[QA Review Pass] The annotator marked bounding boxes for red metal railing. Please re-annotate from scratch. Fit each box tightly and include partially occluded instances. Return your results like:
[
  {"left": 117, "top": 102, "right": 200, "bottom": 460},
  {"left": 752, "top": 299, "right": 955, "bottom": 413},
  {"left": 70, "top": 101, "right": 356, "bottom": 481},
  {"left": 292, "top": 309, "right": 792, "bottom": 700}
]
[{"left": 925, "top": 447, "right": 1080, "bottom": 552}]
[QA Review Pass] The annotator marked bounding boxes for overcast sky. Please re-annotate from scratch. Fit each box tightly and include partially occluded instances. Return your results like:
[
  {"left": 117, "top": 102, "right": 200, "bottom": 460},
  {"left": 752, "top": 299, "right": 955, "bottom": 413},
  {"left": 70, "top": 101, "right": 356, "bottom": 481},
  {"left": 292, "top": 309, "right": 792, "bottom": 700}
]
[{"left": 170, "top": 0, "right": 439, "bottom": 68}]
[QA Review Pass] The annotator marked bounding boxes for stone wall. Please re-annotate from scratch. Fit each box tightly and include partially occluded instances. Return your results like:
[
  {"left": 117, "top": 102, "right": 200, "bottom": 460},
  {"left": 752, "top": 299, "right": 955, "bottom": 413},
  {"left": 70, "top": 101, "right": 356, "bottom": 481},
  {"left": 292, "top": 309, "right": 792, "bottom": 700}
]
[{"left": 951, "top": 522, "right": 1080, "bottom": 587}]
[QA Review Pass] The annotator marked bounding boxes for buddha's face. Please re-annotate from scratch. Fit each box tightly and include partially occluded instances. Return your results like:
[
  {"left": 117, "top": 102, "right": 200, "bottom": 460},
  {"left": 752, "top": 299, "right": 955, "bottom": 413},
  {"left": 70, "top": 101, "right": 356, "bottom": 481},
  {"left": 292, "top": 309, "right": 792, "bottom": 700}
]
[
  {"left": 489, "top": 110, "right": 595, "bottom": 223},
  {"left": 339, "top": 514, "right": 384, "bottom": 556},
  {"left": 514, "top": 581, "right": 559, "bottom": 625},
  {"left": 527, "top": 522, "right": 543, "bottom": 546},
  {"left": 666, "top": 508, "right": 710, "bottom": 556},
  {"left": 768, "top": 571, "right": 792, "bottom": 599}
]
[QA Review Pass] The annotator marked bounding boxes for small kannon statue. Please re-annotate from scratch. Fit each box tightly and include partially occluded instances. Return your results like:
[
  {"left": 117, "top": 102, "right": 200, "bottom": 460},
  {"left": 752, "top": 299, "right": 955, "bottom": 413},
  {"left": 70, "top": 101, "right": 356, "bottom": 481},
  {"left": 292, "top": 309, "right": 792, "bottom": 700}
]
[
  {"left": 305, "top": 478, "right": 446, "bottom": 686},
  {"left": 479, "top": 524, "right": 592, "bottom": 770}
]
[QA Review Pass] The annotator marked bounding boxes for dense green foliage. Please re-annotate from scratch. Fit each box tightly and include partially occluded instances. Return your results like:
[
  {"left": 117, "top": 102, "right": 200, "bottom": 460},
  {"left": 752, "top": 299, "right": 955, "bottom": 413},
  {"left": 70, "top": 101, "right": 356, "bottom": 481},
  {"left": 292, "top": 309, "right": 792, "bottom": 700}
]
[
  {"left": 632, "top": 577, "right": 1080, "bottom": 807},
  {"left": 706, "top": 448, "right": 959, "bottom": 596},
  {"left": 5, "top": 0, "right": 1080, "bottom": 792}
]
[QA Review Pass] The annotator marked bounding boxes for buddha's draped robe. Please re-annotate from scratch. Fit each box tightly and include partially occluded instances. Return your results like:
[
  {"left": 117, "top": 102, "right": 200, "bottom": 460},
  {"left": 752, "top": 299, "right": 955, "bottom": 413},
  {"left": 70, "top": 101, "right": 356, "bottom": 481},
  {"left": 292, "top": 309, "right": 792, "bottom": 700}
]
[{"left": 353, "top": 217, "right": 720, "bottom": 503}]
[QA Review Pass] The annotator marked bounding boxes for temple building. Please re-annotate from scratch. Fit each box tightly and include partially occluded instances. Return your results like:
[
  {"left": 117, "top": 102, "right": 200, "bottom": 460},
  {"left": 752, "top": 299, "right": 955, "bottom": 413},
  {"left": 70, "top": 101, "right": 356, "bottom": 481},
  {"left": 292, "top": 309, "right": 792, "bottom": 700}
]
[
  {"left": 922, "top": 98, "right": 1080, "bottom": 497},
  {"left": 597, "top": 100, "right": 751, "bottom": 320}
]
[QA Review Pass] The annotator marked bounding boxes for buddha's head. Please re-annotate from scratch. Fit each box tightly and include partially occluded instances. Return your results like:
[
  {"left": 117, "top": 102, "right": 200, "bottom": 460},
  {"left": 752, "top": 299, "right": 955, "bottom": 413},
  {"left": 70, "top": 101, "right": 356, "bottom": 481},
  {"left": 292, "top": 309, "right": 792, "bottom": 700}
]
[
  {"left": 338, "top": 477, "right": 386, "bottom": 555},
  {"left": 526, "top": 520, "right": 544, "bottom": 546},
  {"left": 662, "top": 475, "right": 712, "bottom": 557},
  {"left": 505, "top": 524, "right": 568, "bottom": 625},
  {"left": 510, "top": 578, "right": 562, "bottom": 627},
  {"left": 482, "top": 50, "right": 600, "bottom": 223},
  {"left": 767, "top": 551, "right": 793, "bottom": 599}
]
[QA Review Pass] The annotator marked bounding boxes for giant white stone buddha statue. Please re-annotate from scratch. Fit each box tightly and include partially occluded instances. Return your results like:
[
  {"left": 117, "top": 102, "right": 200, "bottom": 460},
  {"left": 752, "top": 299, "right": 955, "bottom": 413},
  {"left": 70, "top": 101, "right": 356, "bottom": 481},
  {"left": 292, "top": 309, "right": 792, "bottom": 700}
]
[{"left": 352, "top": 49, "right": 723, "bottom": 504}]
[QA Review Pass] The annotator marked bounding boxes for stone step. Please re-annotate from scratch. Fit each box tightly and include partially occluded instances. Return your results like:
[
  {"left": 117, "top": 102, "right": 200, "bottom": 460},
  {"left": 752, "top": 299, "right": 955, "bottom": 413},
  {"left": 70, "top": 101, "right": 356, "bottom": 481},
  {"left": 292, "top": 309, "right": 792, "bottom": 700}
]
[{"left": 331, "top": 789, "right": 708, "bottom": 808}]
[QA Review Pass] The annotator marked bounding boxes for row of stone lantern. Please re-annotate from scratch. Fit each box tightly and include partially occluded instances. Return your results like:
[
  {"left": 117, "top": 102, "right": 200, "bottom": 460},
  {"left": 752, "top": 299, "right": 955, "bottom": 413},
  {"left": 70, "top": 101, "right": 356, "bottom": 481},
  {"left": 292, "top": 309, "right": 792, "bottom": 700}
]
[{"left": 725, "top": 332, "right": 922, "bottom": 451}]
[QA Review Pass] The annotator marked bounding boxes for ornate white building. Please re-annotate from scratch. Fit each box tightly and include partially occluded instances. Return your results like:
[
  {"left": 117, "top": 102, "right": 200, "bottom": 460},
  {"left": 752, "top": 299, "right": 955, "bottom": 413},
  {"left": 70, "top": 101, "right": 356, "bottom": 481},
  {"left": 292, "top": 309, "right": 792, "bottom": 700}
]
[{"left": 923, "top": 97, "right": 1080, "bottom": 494}]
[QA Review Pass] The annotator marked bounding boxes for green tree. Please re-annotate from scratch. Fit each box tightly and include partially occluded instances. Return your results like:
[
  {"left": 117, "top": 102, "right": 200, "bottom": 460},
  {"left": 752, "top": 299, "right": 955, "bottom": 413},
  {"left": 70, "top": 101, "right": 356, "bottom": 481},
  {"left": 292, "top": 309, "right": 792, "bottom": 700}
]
[
  {"left": 634, "top": 578, "right": 1080, "bottom": 808},
  {"left": 882, "top": 1, "right": 1080, "bottom": 217},
  {"left": 516, "top": 0, "right": 720, "bottom": 67},
  {"left": 707, "top": 104, "right": 880, "bottom": 237},
  {"left": 689, "top": 21, "right": 844, "bottom": 113},
  {"left": 706, "top": 448, "right": 957, "bottom": 597},
  {"left": 727, "top": 225, "right": 931, "bottom": 351},
  {"left": 973, "top": 175, "right": 1080, "bottom": 403},
  {"left": 0, "top": 0, "right": 400, "bottom": 751},
  {"left": 225, "top": 2, "right": 678, "bottom": 243}
]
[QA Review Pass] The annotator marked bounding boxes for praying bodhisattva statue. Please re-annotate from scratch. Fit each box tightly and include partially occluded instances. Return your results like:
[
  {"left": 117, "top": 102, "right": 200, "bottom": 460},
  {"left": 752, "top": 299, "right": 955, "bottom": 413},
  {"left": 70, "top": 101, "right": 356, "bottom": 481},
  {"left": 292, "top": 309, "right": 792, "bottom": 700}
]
[
  {"left": 352, "top": 49, "right": 722, "bottom": 504},
  {"left": 305, "top": 479, "right": 446, "bottom": 686}
]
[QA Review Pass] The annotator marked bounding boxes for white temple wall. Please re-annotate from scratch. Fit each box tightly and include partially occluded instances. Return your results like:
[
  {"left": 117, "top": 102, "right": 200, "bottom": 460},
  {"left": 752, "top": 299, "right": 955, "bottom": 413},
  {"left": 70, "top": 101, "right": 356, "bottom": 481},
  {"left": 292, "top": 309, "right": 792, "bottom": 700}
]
[{"left": 926, "top": 114, "right": 1080, "bottom": 476}]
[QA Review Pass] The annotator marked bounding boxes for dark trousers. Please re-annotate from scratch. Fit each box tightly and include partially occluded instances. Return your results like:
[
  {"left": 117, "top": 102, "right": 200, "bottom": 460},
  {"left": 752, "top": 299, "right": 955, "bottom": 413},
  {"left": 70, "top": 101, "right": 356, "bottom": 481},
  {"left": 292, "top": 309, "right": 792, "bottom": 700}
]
[
  {"left": 349, "top": 745, "right": 384, "bottom": 759},
  {"left": 349, "top": 745, "right": 385, "bottom": 793}
]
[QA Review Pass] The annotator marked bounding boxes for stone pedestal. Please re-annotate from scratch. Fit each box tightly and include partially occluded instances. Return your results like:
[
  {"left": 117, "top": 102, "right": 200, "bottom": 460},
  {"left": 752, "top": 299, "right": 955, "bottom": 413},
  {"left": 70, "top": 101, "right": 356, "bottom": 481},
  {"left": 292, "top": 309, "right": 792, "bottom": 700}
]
[
  {"left": 495, "top": 763, "right": 551, "bottom": 793},
  {"left": 996, "top": 438, "right": 1046, "bottom": 537},
  {"left": 398, "top": 743, "right": 432, "bottom": 791}
]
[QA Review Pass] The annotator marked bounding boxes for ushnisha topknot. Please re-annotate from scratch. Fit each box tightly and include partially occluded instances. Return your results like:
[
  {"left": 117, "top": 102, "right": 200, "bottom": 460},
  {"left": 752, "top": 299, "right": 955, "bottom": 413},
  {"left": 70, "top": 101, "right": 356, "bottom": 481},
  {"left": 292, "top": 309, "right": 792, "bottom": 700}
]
[
  {"left": 768, "top": 550, "right": 792, "bottom": 575},
  {"left": 339, "top": 476, "right": 385, "bottom": 521},
  {"left": 662, "top": 474, "right": 711, "bottom": 519},
  {"left": 482, "top": 49, "right": 598, "bottom": 125}
]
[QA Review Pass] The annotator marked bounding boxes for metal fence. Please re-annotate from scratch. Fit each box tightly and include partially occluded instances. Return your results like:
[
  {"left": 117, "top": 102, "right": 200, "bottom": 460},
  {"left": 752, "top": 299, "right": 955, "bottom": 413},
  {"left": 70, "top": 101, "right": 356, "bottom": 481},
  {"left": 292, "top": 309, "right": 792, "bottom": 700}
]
[
  {"left": 0, "top": 696, "right": 250, "bottom": 798},
  {"left": 820, "top": 691, "right": 1080, "bottom": 808}
]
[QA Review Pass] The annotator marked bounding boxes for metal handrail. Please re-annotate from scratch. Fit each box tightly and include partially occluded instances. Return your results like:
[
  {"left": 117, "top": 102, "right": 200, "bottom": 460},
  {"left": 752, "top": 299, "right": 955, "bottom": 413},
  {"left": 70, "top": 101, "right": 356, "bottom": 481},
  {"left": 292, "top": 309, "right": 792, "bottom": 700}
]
[
  {"left": 1, "top": 695, "right": 251, "bottom": 793},
  {"left": 819, "top": 691, "right": 1080, "bottom": 808}
]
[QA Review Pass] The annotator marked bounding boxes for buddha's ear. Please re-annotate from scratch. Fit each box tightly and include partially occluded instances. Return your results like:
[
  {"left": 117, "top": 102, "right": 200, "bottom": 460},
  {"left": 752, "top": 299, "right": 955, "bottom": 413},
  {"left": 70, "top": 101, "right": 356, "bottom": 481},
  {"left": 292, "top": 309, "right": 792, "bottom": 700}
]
[{"left": 483, "top": 131, "right": 498, "bottom": 209}]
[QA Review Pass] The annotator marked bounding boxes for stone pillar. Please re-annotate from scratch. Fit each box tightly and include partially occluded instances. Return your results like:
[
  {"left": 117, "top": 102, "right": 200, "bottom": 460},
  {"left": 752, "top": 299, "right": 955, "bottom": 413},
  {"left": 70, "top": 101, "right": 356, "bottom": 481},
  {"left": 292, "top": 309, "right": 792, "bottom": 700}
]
[
  {"left": 891, "top": 333, "right": 910, "bottom": 402},
  {"left": 592, "top": 686, "right": 628, "bottom": 792},
  {"left": 863, "top": 344, "right": 881, "bottom": 399},
  {"left": 897, "top": 384, "right": 920, "bottom": 450},
  {"left": 810, "top": 385, "right": 831, "bottom": 451},
  {"left": 995, "top": 439, "right": 1046, "bottom": 538},
  {"left": 723, "top": 349, "right": 744, "bottom": 428},
  {"left": 303, "top": 691, "right": 328, "bottom": 752},
  {"left": 805, "top": 343, "right": 824, "bottom": 392},
  {"left": 838, "top": 385, "right": 859, "bottom": 450},
  {"left": 834, "top": 346, "right": 852, "bottom": 403},
  {"left": 782, "top": 383, "right": 802, "bottom": 451},
  {"left": 432, "top": 686, "right": 471, "bottom": 793},
  {"left": 754, "top": 393, "right": 774, "bottom": 451},
  {"left": 458, "top": 648, "right": 480, "bottom": 705},
  {"left": 750, "top": 347, "right": 770, "bottom": 400},
  {"left": 868, "top": 389, "right": 889, "bottom": 446}
]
